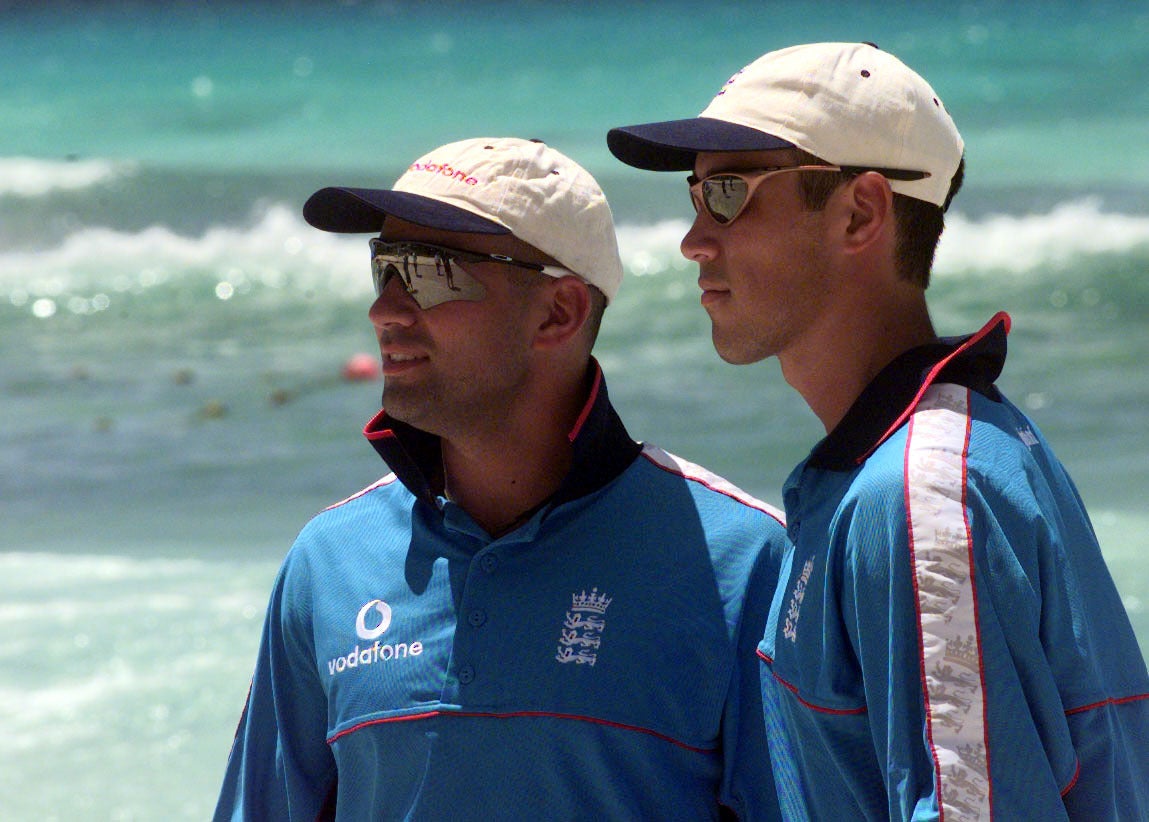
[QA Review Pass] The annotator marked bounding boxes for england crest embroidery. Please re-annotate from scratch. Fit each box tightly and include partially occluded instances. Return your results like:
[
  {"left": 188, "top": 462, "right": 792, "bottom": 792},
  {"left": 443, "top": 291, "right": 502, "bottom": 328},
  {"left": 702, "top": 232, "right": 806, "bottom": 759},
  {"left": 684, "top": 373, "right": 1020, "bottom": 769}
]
[{"left": 555, "top": 588, "right": 612, "bottom": 666}]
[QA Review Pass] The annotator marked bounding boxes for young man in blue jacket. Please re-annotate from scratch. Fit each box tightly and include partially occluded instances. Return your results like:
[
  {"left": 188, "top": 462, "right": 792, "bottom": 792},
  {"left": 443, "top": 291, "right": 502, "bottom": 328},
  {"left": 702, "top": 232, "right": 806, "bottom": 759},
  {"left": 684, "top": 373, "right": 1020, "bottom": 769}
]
[
  {"left": 214, "top": 137, "right": 791, "bottom": 820},
  {"left": 608, "top": 42, "right": 1149, "bottom": 820}
]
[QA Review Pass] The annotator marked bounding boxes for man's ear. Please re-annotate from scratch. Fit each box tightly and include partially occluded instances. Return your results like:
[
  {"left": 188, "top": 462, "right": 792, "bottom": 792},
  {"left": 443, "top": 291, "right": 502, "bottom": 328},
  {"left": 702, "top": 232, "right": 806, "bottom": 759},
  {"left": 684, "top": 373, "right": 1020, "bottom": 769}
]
[
  {"left": 840, "top": 171, "right": 894, "bottom": 254},
  {"left": 532, "top": 276, "right": 591, "bottom": 350}
]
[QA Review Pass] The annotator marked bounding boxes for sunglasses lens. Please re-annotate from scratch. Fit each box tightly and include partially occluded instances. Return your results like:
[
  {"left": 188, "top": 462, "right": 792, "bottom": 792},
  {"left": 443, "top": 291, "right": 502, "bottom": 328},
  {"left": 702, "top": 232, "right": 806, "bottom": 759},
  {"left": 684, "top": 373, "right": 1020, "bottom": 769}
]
[
  {"left": 371, "top": 257, "right": 401, "bottom": 297},
  {"left": 702, "top": 175, "right": 749, "bottom": 225},
  {"left": 369, "top": 242, "right": 487, "bottom": 309}
]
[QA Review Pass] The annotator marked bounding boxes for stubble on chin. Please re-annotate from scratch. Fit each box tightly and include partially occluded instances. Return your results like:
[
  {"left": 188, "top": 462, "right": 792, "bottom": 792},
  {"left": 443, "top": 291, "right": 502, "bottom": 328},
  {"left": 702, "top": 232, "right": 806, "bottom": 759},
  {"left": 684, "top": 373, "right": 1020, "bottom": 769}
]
[
  {"left": 381, "top": 381, "right": 438, "bottom": 431},
  {"left": 708, "top": 314, "right": 777, "bottom": 366}
]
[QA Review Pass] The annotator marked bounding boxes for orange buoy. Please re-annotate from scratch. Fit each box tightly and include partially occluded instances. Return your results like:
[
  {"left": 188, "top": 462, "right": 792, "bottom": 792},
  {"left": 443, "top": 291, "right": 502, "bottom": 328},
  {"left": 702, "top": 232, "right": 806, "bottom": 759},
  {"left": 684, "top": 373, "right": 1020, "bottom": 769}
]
[{"left": 342, "top": 352, "right": 381, "bottom": 382}]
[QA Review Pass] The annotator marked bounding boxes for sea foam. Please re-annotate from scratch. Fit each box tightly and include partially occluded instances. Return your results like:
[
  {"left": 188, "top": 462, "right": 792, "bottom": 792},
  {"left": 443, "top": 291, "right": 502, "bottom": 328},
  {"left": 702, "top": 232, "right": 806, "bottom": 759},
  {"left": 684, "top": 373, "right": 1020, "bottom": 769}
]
[
  {"left": 937, "top": 198, "right": 1149, "bottom": 274},
  {"left": 0, "top": 156, "right": 136, "bottom": 198},
  {"left": 6, "top": 199, "right": 1149, "bottom": 317},
  {"left": 1, "top": 205, "right": 365, "bottom": 303}
]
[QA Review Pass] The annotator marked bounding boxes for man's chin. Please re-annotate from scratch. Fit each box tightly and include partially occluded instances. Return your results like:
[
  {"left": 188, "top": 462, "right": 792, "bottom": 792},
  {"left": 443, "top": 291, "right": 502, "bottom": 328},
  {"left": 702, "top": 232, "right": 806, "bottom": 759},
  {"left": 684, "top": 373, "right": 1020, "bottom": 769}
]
[{"left": 711, "top": 331, "right": 770, "bottom": 366}]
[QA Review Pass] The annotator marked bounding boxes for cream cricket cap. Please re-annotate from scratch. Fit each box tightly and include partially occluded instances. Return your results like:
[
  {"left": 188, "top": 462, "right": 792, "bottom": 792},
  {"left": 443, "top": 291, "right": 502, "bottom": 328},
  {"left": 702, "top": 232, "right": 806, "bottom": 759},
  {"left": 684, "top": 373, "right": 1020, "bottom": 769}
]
[
  {"left": 304, "top": 137, "right": 624, "bottom": 302},
  {"left": 607, "top": 42, "right": 964, "bottom": 209}
]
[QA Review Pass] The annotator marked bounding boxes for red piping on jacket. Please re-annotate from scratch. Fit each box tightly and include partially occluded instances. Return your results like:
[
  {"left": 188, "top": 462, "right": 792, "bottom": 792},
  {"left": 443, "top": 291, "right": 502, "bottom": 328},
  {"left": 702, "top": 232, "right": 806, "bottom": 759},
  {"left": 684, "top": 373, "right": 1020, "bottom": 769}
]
[
  {"left": 326, "top": 708, "right": 717, "bottom": 754},
  {"left": 757, "top": 649, "right": 868, "bottom": 716}
]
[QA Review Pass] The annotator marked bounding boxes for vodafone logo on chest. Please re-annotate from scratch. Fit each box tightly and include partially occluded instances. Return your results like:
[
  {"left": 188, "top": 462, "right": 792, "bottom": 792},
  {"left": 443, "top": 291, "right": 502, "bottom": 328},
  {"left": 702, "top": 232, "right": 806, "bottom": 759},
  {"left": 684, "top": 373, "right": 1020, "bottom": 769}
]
[{"left": 327, "top": 599, "right": 424, "bottom": 678}]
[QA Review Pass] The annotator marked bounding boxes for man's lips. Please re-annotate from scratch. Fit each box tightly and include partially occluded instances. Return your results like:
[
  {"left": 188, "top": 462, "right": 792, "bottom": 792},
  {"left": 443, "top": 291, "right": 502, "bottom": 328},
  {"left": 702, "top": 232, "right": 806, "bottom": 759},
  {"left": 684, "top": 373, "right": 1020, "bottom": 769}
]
[
  {"left": 380, "top": 349, "right": 428, "bottom": 374},
  {"left": 699, "top": 279, "right": 730, "bottom": 307}
]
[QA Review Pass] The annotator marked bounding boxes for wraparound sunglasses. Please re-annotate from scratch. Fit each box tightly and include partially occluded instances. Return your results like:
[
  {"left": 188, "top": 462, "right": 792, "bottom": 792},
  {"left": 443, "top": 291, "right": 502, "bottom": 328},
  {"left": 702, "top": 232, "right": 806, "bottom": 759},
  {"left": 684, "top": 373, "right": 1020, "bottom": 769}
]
[
  {"left": 688, "top": 164, "right": 931, "bottom": 225},
  {"left": 369, "top": 238, "right": 572, "bottom": 309}
]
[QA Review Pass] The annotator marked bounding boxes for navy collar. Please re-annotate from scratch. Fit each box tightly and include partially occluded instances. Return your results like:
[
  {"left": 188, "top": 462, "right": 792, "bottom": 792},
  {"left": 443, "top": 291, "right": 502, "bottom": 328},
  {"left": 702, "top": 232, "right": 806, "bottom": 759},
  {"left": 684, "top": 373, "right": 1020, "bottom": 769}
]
[
  {"left": 809, "top": 312, "right": 1010, "bottom": 470},
  {"left": 363, "top": 358, "right": 642, "bottom": 513}
]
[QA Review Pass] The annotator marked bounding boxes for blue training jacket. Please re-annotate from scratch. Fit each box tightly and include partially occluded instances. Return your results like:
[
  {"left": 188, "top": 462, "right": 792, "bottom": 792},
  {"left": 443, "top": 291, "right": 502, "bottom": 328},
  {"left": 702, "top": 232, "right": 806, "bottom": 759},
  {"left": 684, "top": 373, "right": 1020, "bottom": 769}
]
[
  {"left": 759, "top": 313, "right": 1149, "bottom": 820},
  {"left": 216, "top": 364, "right": 791, "bottom": 821}
]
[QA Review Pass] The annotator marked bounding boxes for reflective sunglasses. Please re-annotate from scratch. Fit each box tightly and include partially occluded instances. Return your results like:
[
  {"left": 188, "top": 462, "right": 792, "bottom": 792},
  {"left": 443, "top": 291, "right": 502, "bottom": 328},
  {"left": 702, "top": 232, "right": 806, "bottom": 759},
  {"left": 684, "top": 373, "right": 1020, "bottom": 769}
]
[
  {"left": 687, "top": 164, "right": 931, "bottom": 225},
  {"left": 369, "top": 239, "right": 572, "bottom": 310}
]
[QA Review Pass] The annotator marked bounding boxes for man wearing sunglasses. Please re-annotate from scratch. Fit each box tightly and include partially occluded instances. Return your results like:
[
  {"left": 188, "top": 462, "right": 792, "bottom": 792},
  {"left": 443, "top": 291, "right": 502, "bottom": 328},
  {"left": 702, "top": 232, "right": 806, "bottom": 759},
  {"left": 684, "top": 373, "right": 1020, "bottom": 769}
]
[
  {"left": 608, "top": 42, "right": 1148, "bottom": 820},
  {"left": 214, "top": 137, "right": 792, "bottom": 820}
]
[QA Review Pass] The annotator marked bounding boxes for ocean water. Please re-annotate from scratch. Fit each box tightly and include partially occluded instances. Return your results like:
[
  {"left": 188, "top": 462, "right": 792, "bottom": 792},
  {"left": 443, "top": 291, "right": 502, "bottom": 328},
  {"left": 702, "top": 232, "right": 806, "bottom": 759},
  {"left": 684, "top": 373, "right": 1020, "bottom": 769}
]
[{"left": 3, "top": 1, "right": 1148, "bottom": 817}]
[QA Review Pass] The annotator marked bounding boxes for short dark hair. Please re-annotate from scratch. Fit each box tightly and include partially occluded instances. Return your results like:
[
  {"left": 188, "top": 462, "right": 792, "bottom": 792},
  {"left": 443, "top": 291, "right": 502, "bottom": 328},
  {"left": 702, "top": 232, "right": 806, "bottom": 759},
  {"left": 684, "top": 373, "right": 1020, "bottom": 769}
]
[
  {"left": 582, "top": 284, "right": 608, "bottom": 342},
  {"left": 794, "top": 151, "right": 964, "bottom": 288}
]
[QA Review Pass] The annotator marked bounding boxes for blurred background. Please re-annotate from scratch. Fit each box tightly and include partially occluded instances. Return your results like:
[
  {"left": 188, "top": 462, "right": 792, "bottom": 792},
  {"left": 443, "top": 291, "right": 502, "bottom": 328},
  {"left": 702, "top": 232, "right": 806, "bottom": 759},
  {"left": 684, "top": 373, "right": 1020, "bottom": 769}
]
[{"left": 2, "top": 1, "right": 1147, "bottom": 817}]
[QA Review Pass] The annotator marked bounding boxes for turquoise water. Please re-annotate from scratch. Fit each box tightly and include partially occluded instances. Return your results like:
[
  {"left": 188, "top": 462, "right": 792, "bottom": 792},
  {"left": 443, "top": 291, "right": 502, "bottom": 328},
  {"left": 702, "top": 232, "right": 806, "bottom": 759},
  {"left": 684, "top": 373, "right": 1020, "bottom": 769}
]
[{"left": 2, "top": 2, "right": 1148, "bottom": 817}]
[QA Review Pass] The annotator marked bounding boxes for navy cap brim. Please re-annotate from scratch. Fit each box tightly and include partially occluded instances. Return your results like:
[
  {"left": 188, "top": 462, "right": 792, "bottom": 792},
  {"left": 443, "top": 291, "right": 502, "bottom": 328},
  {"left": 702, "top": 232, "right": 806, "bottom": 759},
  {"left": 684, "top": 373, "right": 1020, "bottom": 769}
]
[
  {"left": 302, "top": 187, "right": 509, "bottom": 234},
  {"left": 607, "top": 117, "right": 795, "bottom": 171}
]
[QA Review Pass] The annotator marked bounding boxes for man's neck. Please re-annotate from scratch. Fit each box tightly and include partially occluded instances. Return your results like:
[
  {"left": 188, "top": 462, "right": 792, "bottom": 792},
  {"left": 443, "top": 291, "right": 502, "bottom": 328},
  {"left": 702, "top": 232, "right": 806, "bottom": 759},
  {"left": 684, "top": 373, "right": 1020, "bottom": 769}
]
[
  {"left": 438, "top": 371, "right": 588, "bottom": 537},
  {"left": 782, "top": 295, "right": 936, "bottom": 434}
]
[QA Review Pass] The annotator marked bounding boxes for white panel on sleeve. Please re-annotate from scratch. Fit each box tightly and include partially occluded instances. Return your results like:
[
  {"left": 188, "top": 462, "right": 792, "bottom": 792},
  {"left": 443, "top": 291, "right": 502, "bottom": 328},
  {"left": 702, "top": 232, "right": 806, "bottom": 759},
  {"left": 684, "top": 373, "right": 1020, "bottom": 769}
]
[{"left": 905, "top": 383, "right": 992, "bottom": 818}]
